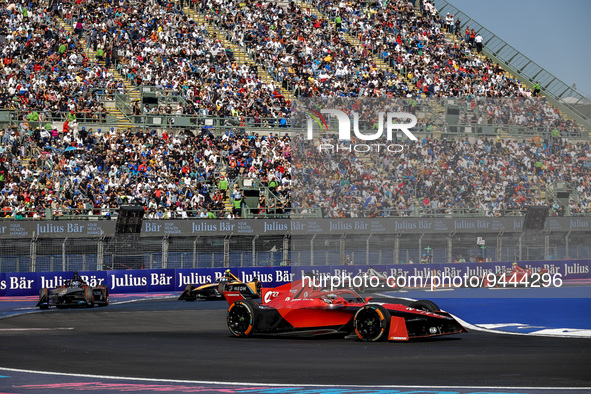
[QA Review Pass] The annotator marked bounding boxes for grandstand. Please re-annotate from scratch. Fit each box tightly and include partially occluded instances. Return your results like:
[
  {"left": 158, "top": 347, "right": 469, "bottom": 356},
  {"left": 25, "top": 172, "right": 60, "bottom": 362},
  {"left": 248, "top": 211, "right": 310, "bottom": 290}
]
[{"left": 0, "top": 0, "right": 590, "bottom": 268}]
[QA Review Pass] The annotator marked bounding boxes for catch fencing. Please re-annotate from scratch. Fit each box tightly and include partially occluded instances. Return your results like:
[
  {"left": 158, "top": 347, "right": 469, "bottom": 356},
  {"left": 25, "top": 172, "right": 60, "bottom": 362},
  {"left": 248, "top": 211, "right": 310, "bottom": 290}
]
[{"left": 1, "top": 231, "right": 590, "bottom": 273}]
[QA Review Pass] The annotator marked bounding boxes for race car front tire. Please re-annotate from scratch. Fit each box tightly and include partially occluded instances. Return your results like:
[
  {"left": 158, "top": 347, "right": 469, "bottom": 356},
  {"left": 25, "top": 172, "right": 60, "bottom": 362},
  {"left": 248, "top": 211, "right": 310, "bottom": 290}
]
[
  {"left": 227, "top": 299, "right": 259, "bottom": 337},
  {"left": 38, "top": 288, "right": 49, "bottom": 310},
  {"left": 98, "top": 288, "right": 109, "bottom": 306},
  {"left": 354, "top": 304, "right": 391, "bottom": 342}
]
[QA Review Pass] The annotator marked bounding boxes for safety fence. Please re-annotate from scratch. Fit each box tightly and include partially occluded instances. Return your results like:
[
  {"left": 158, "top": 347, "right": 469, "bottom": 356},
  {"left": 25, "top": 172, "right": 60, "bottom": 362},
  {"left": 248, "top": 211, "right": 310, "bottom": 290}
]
[{"left": 1, "top": 231, "right": 590, "bottom": 274}]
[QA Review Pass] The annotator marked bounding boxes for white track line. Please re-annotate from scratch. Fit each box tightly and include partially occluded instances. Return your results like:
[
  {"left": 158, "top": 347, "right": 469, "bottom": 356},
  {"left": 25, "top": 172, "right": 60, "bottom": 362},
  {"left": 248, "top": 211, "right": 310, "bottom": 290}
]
[
  {"left": 0, "top": 367, "right": 589, "bottom": 391},
  {"left": 451, "top": 315, "right": 591, "bottom": 338},
  {"left": 0, "top": 328, "right": 74, "bottom": 332}
]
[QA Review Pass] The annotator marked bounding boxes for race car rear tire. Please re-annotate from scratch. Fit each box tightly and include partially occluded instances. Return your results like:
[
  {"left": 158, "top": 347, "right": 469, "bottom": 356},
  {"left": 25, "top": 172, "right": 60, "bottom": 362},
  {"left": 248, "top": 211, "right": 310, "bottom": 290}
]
[
  {"left": 181, "top": 284, "right": 196, "bottom": 301},
  {"left": 354, "top": 304, "right": 391, "bottom": 342},
  {"left": 255, "top": 279, "right": 262, "bottom": 297},
  {"left": 39, "top": 288, "right": 49, "bottom": 310},
  {"left": 218, "top": 282, "right": 227, "bottom": 297},
  {"left": 409, "top": 300, "right": 440, "bottom": 312},
  {"left": 84, "top": 287, "right": 94, "bottom": 308},
  {"left": 227, "top": 299, "right": 259, "bottom": 337}
]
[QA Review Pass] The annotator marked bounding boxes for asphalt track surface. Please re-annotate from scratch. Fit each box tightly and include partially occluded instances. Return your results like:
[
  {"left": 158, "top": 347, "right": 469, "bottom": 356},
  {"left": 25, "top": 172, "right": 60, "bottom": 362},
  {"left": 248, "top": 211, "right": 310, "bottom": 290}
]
[{"left": 0, "top": 297, "right": 590, "bottom": 393}]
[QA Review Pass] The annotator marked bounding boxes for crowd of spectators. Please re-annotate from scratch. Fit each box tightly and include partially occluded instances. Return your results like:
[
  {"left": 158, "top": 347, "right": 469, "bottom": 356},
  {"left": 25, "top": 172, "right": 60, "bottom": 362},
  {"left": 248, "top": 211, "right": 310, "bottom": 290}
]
[
  {"left": 197, "top": 0, "right": 580, "bottom": 130},
  {"left": 0, "top": 0, "right": 119, "bottom": 123},
  {"left": 58, "top": 0, "right": 291, "bottom": 122},
  {"left": 456, "top": 97, "right": 585, "bottom": 138},
  {"left": 291, "top": 131, "right": 591, "bottom": 218},
  {"left": 0, "top": 123, "right": 292, "bottom": 219},
  {"left": 313, "top": 0, "right": 531, "bottom": 98},
  {"left": 0, "top": 0, "right": 589, "bottom": 221},
  {"left": 200, "top": 0, "right": 411, "bottom": 98}
]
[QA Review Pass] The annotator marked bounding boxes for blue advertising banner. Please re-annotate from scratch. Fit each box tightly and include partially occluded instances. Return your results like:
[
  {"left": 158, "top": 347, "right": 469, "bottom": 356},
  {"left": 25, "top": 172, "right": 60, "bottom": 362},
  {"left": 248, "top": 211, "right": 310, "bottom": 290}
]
[
  {"left": 78, "top": 271, "right": 110, "bottom": 288},
  {"left": 4, "top": 272, "right": 40, "bottom": 296},
  {"left": 235, "top": 267, "right": 292, "bottom": 287},
  {"left": 108, "top": 270, "right": 150, "bottom": 294},
  {"left": 145, "top": 269, "right": 176, "bottom": 292},
  {"left": 1, "top": 259, "right": 589, "bottom": 297},
  {"left": 176, "top": 268, "right": 225, "bottom": 291}
]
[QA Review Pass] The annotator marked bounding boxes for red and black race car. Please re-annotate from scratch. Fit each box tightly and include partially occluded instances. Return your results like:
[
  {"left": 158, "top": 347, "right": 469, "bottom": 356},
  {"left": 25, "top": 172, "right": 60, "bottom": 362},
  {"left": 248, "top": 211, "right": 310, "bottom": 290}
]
[
  {"left": 36, "top": 272, "right": 109, "bottom": 309},
  {"left": 480, "top": 263, "right": 549, "bottom": 288},
  {"left": 223, "top": 278, "right": 466, "bottom": 342}
]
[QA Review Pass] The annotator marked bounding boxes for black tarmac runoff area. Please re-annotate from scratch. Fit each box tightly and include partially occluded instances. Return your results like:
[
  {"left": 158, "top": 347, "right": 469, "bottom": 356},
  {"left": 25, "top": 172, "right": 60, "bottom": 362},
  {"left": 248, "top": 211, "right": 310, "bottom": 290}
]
[{"left": 0, "top": 298, "right": 590, "bottom": 388}]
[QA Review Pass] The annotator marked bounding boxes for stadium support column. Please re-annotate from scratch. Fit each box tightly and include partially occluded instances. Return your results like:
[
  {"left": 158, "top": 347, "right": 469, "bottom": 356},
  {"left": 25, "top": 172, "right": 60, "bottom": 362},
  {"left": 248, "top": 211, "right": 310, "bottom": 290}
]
[
  {"left": 447, "top": 232, "right": 455, "bottom": 264},
  {"left": 30, "top": 232, "right": 38, "bottom": 272},
  {"left": 162, "top": 234, "right": 169, "bottom": 269},
  {"left": 192, "top": 236, "right": 200, "bottom": 269},
  {"left": 252, "top": 235, "right": 258, "bottom": 267},
  {"left": 544, "top": 231, "right": 551, "bottom": 260},
  {"left": 310, "top": 234, "right": 317, "bottom": 266},
  {"left": 418, "top": 233, "right": 424, "bottom": 263},
  {"left": 496, "top": 231, "right": 504, "bottom": 262},
  {"left": 62, "top": 237, "right": 68, "bottom": 271},
  {"left": 340, "top": 234, "right": 347, "bottom": 265},
  {"left": 283, "top": 234, "right": 289, "bottom": 265},
  {"left": 224, "top": 234, "right": 231, "bottom": 268},
  {"left": 518, "top": 233, "right": 525, "bottom": 261},
  {"left": 394, "top": 233, "right": 401, "bottom": 265},
  {"left": 366, "top": 234, "right": 372, "bottom": 265},
  {"left": 97, "top": 233, "right": 105, "bottom": 270},
  {"left": 565, "top": 231, "right": 571, "bottom": 259}
]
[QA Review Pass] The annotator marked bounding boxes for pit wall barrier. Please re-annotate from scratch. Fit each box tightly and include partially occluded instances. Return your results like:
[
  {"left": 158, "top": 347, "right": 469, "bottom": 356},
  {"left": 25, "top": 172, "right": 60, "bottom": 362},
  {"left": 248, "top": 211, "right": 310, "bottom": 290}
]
[{"left": 0, "top": 260, "right": 589, "bottom": 297}]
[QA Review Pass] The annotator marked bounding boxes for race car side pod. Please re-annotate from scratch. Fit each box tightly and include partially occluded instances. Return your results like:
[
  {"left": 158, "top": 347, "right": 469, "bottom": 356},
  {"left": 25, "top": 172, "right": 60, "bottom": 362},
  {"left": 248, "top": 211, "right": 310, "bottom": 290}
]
[
  {"left": 258, "top": 279, "right": 318, "bottom": 305},
  {"left": 260, "top": 284, "right": 290, "bottom": 304}
]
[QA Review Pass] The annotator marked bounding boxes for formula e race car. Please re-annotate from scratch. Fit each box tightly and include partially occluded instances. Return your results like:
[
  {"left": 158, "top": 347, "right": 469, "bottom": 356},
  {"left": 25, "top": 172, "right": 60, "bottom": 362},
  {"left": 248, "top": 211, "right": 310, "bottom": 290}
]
[
  {"left": 36, "top": 272, "right": 109, "bottom": 309},
  {"left": 223, "top": 279, "right": 466, "bottom": 342},
  {"left": 178, "top": 270, "right": 262, "bottom": 301},
  {"left": 480, "top": 263, "right": 549, "bottom": 288}
]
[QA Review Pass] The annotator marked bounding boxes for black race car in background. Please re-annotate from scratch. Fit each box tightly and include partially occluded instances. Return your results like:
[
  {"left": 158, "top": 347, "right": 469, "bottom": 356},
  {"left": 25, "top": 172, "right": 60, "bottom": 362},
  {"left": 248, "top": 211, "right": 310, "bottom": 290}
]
[
  {"left": 179, "top": 270, "right": 261, "bottom": 301},
  {"left": 36, "top": 272, "right": 109, "bottom": 309}
]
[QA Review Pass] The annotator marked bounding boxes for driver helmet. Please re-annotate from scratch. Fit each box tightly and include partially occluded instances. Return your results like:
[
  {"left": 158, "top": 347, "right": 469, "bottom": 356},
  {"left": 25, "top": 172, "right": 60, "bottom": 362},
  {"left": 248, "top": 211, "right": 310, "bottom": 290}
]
[
  {"left": 224, "top": 269, "right": 232, "bottom": 278},
  {"left": 71, "top": 272, "right": 83, "bottom": 286}
]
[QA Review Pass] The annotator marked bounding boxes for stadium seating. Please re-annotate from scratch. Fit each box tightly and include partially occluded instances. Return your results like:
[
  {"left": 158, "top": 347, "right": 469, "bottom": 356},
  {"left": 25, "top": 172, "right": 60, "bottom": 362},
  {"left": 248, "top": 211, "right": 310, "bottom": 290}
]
[{"left": 0, "top": 0, "right": 588, "bottom": 220}]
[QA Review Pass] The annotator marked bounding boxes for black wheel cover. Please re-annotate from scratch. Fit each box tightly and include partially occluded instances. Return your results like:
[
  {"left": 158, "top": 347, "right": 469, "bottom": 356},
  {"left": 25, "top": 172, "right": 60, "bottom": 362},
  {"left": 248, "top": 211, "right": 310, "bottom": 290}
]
[
  {"left": 227, "top": 301, "right": 255, "bottom": 337},
  {"left": 354, "top": 305, "right": 390, "bottom": 342}
]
